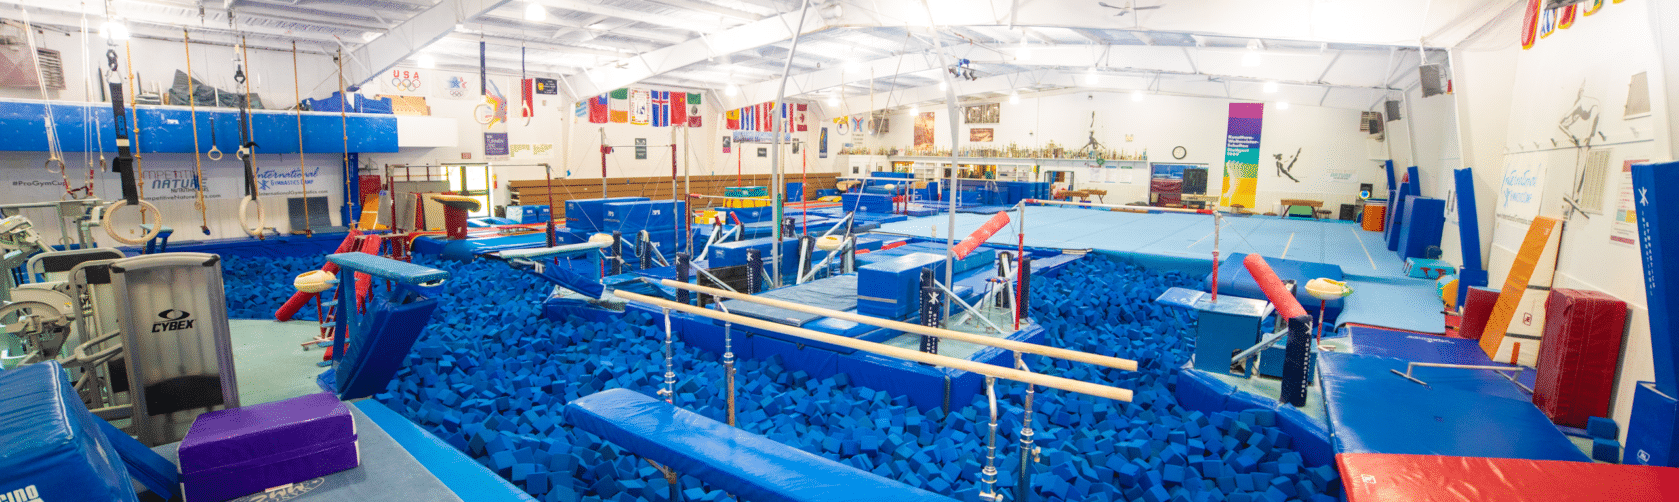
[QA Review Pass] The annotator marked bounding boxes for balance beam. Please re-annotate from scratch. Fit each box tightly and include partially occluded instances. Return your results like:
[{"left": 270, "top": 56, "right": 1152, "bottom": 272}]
[
  {"left": 658, "top": 279, "right": 1139, "bottom": 372},
  {"left": 614, "top": 290, "right": 1133, "bottom": 402}
]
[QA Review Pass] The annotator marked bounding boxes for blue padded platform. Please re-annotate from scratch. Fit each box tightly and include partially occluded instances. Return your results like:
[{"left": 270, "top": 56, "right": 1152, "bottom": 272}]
[
  {"left": 328, "top": 253, "right": 450, "bottom": 283},
  {"left": 1317, "top": 351, "right": 1588, "bottom": 461},
  {"left": 1333, "top": 279, "right": 1446, "bottom": 334},
  {"left": 1344, "top": 325, "right": 1504, "bottom": 367},
  {"left": 1206, "top": 253, "right": 1344, "bottom": 321},
  {"left": 0, "top": 361, "right": 138, "bottom": 502},
  {"left": 564, "top": 389, "right": 951, "bottom": 502},
  {"left": 722, "top": 275, "right": 858, "bottom": 327}
]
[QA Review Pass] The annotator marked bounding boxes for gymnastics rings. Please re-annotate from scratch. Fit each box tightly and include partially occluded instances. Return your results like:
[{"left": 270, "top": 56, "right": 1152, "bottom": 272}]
[
  {"left": 207, "top": 144, "right": 223, "bottom": 161},
  {"left": 44, "top": 158, "right": 65, "bottom": 174},
  {"left": 238, "top": 195, "right": 267, "bottom": 238},
  {"left": 101, "top": 199, "right": 163, "bottom": 245}
]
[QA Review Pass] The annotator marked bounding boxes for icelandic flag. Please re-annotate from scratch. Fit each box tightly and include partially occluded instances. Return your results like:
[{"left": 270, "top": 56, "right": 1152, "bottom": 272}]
[{"left": 651, "top": 90, "right": 670, "bottom": 127}]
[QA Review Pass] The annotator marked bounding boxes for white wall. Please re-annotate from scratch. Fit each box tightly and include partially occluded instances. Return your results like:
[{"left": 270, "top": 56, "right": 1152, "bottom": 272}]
[
  {"left": 855, "top": 91, "right": 1384, "bottom": 213},
  {"left": 1454, "top": 0, "right": 1666, "bottom": 443}
]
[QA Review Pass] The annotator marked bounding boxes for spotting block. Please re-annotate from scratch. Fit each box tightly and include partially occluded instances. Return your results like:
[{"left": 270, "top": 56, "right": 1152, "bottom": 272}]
[{"left": 1157, "top": 287, "right": 1272, "bottom": 377}]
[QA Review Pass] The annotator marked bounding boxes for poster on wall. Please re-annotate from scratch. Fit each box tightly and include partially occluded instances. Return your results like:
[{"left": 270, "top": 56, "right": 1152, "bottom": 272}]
[
  {"left": 963, "top": 103, "right": 999, "bottom": 124},
  {"left": 436, "top": 73, "right": 476, "bottom": 99},
  {"left": 379, "top": 69, "right": 425, "bottom": 95},
  {"left": 255, "top": 165, "right": 326, "bottom": 196},
  {"left": 757, "top": 148, "right": 767, "bottom": 158},
  {"left": 913, "top": 112, "right": 936, "bottom": 151},
  {"left": 970, "top": 128, "right": 994, "bottom": 142},
  {"left": 819, "top": 127, "right": 828, "bottom": 159},
  {"left": 510, "top": 143, "right": 554, "bottom": 159},
  {"left": 533, "top": 78, "right": 558, "bottom": 95},
  {"left": 635, "top": 138, "right": 647, "bottom": 160},
  {"left": 1612, "top": 159, "right": 1646, "bottom": 246},
  {"left": 722, "top": 136, "right": 732, "bottom": 154},
  {"left": 1220, "top": 103, "right": 1263, "bottom": 208},
  {"left": 484, "top": 133, "right": 509, "bottom": 157}
]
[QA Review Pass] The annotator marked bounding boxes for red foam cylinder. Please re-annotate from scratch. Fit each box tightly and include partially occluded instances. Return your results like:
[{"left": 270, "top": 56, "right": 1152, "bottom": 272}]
[
  {"left": 952, "top": 211, "right": 1011, "bottom": 260},
  {"left": 1241, "top": 254, "right": 1307, "bottom": 319}
]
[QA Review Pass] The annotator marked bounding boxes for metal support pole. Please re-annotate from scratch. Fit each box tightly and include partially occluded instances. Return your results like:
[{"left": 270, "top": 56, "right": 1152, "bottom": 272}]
[
  {"left": 660, "top": 307, "right": 675, "bottom": 404},
  {"left": 979, "top": 376, "right": 1002, "bottom": 502},
  {"left": 1016, "top": 353, "right": 1037, "bottom": 502},
  {"left": 639, "top": 232, "right": 652, "bottom": 271},
  {"left": 770, "top": 0, "right": 814, "bottom": 290},
  {"left": 599, "top": 128, "right": 609, "bottom": 198}
]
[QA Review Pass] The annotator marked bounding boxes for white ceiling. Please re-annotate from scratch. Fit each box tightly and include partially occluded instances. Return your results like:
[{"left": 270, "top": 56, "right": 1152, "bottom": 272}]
[{"left": 5, "top": 0, "right": 1511, "bottom": 111}]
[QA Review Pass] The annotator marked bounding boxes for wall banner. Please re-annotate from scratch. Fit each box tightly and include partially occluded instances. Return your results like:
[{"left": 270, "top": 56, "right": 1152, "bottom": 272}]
[{"left": 1220, "top": 103, "right": 1264, "bottom": 208}]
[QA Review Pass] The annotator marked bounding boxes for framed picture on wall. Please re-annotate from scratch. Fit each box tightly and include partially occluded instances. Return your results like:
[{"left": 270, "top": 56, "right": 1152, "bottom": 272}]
[
  {"left": 963, "top": 103, "right": 999, "bottom": 124},
  {"left": 970, "top": 128, "right": 994, "bottom": 142},
  {"left": 757, "top": 147, "right": 767, "bottom": 158},
  {"left": 722, "top": 136, "right": 732, "bottom": 153}
]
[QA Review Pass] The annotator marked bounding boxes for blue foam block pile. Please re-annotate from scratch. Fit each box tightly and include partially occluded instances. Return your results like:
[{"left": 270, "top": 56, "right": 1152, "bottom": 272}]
[
  {"left": 216, "top": 251, "right": 1342, "bottom": 501},
  {"left": 221, "top": 255, "right": 344, "bottom": 321}
]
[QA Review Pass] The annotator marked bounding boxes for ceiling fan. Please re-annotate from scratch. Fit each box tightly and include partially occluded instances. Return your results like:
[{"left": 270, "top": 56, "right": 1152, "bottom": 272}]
[{"left": 1097, "top": 1, "right": 1162, "bottom": 16}]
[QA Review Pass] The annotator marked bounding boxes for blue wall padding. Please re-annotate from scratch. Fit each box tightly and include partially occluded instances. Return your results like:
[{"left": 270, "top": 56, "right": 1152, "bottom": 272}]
[
  {"left": 1318, "top": 351, "right": 1589, "bottom": 461},
  {"left": 1207, "top": 252, "right": 1344, "bottom": 321},
  {"left": 565, "top": 389, "right": 952, "bottom": 502},
  {"left": 1396, "top": 196, "right": 1445, "bottom": 260},
  {"left": 0, "top": 101, "right": 398, "bottom": 153},
  {"left": 0, "top": 361, "right": 139, "bottom": 502},
  {"left": 1452, "top": 168, "right": 1487, "bottom": 307},
  {"left": 1631, "top": 161, "right": 1679, "bottom": 396}
]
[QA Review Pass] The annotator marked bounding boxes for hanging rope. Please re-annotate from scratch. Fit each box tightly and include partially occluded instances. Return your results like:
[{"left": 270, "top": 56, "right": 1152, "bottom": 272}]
[
  {"left": 292, "top": 41, "right": 313, "bottom": 237},
  {"left": 337, "top": 48, "right": 352, "bottom": 234},
  {"left": 235, "top": 34, "right": 267, "bottom": 238},
  {"left": 77, "top": 10, "right": 99, "bottom": 199},
  {"left": 184, "top": 29, "right": 211, "bottom": 234},
  {"left": 20, "top": 9, "right": 73, "bottom": 198}
]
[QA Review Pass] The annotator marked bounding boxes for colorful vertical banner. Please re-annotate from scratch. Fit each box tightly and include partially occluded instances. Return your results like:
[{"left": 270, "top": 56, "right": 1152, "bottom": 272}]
[
  {"left": 1220, "top": 102, "right": 1264, "bottom": 208},
  {"left": 819, "top": 127, "right": 828, "bottom": 159},
  {"left": 629, "top": 89, "right": 651, "bottom": 125}
]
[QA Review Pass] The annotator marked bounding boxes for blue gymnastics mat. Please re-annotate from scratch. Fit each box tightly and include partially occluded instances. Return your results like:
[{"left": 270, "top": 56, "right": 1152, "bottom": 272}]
[
  {"left": 871, "top": 207, "right": 1409, "bottom": 280},
  {"left": 1334, "top": 279, "right": 1446, "bottom": 334},
  {"left": 1317, "top": 351, "right": 1588, "bottom": 462}
]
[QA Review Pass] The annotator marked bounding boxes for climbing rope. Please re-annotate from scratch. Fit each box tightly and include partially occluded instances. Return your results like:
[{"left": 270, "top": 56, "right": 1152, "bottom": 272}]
[
  {"left": 337, "top": 48, "right": 352, "bottom": 235},
  {"left": 77, "top": 9, "right": 100, "bottom": 199},
  {"left": 291, "top": 42, "right": 313, "bottom": 237},
  {"left": 183, "top": 29, "right": 210, "bottom": 234},
  {"left": 123, "top": 40, "right": 147, "bottom": 216}
]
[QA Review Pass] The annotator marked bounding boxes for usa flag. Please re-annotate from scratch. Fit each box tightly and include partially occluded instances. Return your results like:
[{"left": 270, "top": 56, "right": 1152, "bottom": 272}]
[{"left": 651, "top": 90, "right": 670, "bottom": 127}]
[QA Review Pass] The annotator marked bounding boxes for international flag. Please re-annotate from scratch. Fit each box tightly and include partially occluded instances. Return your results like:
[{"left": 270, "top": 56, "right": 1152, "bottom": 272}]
[
  {"left": 726, "top": 108, "right": 740, "bottom": 130},
  {"left": 608, "top": 88, "right": 629, "bottom": 123},
  {"left": 574, "top": 100, "right": 586, "bottom": 121},
  {"left": 671, "top": 92, "right": 687, "bottom": 127},
  {"left": 651, "top": 90, "right": 669, "bottom": 127},
  {"left": 629, "top": 88, "right": 651, "bottom": 125},
  {"left": 686, "top": 93, "right": 702, "bottom": 127},
  {"left": 759, "top": 102, "right": 772, "bottom": 132},
  {"left": 588, "top": 94, "right": 609, "bottom": 123}
]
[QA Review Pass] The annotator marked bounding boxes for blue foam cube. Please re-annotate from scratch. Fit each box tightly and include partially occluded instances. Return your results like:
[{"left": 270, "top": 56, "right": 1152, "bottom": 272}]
[
  {"left": 1593, "top": 438, "right": 1622, "bottom": 463},
  {"left": 1588, "top": 416, "right": 1620, "bottom": 440}
]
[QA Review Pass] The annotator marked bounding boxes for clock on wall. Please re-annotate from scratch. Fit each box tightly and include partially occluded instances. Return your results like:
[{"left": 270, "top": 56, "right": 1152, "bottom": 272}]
[{"left": 1172, "top": 146, "right": 1187, "bottom": 160}]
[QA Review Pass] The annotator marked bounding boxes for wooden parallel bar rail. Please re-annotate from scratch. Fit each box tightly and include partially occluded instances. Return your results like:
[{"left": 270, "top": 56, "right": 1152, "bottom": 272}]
[
  {"left": 658, "top": 280, "right": 1140, "bottom": 373},
  {"left": 614, "top": 290, "right": 1133, "bottom": 402}
]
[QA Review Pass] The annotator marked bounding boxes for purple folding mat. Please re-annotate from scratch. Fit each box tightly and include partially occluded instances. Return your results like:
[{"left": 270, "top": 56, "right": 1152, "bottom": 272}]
[{"left": 178, "top": 392, "right": 359, "bottom": 502}]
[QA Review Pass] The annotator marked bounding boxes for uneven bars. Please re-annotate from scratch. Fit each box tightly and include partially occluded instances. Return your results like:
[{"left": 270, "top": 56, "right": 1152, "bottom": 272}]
[
  {"left": 614, "top": 290, "right": 1133, "bottom": 402},
  {"left": 658, "top": 279, "right": 1140, "bottom": 372}
]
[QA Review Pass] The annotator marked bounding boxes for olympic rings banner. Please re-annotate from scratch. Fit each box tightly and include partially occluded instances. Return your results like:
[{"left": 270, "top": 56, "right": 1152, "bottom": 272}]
[{"left": 378, "top": 69, "right": 427, "bottom": 95}]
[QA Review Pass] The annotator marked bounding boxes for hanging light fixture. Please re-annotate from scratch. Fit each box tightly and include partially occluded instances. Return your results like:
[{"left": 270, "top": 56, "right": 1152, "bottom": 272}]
[
  {"left": 725, "top": 82, "right": 739, "bottom": 96},
  {"left": 1009, "top": 92, "right": 1019, "bottom": 104},
  {"left": 99, "top": 20, "right": 129, "bottom": 41},
  {"left": 1263, "top": 81, "right": 1278, "bottom": 93},
  {"left": 1243, "top": 39, "right": 1263, "bottom": 67},
  {"left": 909, "top": 104, "right": 919, "bottom": 114},
  {"left": 416, "top": 54, "right": 436, "bottom": 69},
  {"left": 525, "top": 2, "right": 547, "bottom": 21},
  {"left": 1276, "top": 101, "right": 1290, "bottom": 110},
  {"left": 1131, "top": 90, "right": 1144, "bottom": 102},
  {"left": 1085, "top": 68, "right": 1098, "bottom": 85},
  {"left": 827, "top": 93, "right": 840, "bottom": 106},
  {"left": 939, "top": 81, "right": 948, "bottom": 91}
]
